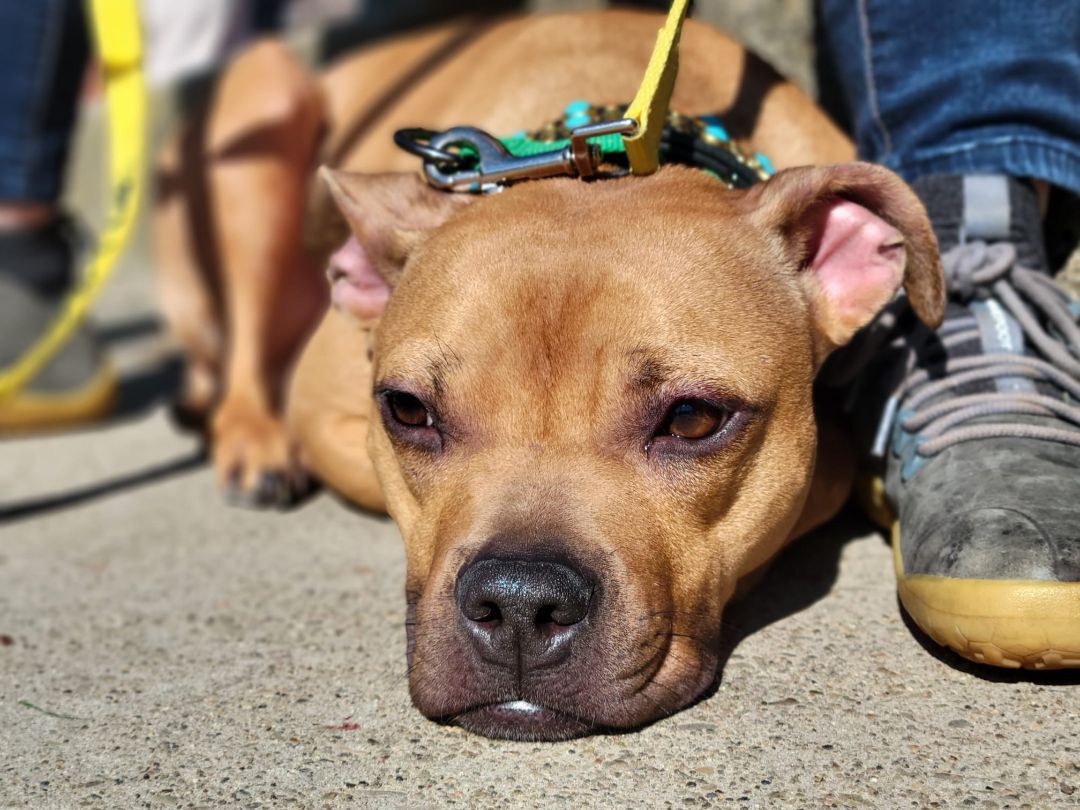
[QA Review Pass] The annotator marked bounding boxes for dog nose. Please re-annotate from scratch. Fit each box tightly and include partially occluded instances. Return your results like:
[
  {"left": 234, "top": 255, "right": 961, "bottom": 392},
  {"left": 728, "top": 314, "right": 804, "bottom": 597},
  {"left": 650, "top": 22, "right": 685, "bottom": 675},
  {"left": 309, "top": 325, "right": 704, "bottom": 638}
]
[{"left": 455, "top": 558, "right": 592, "bottom": 670}]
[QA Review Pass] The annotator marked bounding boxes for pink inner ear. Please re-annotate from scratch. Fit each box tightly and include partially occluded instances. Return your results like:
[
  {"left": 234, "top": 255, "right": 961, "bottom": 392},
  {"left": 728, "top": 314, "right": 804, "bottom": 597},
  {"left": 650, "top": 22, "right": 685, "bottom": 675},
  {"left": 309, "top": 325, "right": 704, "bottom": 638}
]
[
  {"left": 328, "top": 235, "right": 391, "bottom": 321},
  {"left": 807, "top": 198, "right": 906, "bottom": 343}
]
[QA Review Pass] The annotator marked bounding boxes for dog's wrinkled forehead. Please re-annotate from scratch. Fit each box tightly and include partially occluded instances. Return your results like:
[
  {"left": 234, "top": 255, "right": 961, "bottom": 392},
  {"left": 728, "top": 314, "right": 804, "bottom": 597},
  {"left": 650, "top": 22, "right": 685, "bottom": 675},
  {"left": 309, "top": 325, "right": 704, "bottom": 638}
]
[
  {"left": 326, "top": 161, "right": 941, "bottom": 383},
  {"left": 374, "top": 171, "right": 810, "bottom": 396}
]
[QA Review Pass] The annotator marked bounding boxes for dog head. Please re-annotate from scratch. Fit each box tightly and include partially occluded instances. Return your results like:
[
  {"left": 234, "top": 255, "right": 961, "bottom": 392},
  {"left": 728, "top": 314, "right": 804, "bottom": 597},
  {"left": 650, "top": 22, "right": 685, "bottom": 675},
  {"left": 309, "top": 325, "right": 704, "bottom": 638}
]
[{"left": 322, "top": 163, "right": 942, "bottom": 740}]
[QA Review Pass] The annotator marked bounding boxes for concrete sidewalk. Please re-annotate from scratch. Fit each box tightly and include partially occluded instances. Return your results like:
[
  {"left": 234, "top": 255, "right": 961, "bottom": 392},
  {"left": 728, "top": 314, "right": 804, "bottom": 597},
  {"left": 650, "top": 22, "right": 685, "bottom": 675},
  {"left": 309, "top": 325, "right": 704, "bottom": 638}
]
[{"left": 2, "top": 3, "right": 1078, "bottom": 808}]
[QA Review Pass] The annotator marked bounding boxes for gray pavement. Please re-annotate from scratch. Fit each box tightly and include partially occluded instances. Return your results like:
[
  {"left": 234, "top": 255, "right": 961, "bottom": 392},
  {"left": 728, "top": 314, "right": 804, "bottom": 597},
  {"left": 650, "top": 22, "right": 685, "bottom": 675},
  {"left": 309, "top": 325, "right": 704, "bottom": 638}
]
[{"left": 3, "top": 3, "right": 1079, "bottom": 808}]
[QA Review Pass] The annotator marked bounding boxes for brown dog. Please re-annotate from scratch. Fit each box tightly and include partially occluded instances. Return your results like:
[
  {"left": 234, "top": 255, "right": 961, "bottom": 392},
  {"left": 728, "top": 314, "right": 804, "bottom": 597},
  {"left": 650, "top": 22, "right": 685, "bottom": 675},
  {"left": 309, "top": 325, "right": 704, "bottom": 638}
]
[{"left": 156, "top": 10, "right": 944, "bottom": 739}]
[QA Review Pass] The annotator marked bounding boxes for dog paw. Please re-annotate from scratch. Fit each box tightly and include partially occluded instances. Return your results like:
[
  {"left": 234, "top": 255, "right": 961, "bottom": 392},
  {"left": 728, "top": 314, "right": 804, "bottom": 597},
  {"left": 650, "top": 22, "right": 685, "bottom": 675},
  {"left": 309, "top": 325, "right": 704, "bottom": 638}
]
[{"left": 211, "top": 400, "right": 311, "bottom": 509}]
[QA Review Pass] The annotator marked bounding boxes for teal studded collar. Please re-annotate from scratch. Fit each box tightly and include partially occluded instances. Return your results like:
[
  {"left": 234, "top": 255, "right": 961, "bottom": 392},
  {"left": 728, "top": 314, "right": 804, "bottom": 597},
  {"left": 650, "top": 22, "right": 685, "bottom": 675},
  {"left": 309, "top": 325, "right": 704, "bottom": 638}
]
[{"left": 394, "top": 100, "right": 774, "bottom": 193}]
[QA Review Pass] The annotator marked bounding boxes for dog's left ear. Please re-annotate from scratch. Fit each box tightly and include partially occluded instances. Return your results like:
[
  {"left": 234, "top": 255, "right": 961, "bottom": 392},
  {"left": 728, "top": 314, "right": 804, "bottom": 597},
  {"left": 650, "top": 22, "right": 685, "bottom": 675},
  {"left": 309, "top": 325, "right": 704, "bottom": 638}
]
[
  {"left": 319, "top": 167, "right": 475, "bottom": 322},
  {"left": 744, "top": 162, "right": 944, "bottom": 362}
]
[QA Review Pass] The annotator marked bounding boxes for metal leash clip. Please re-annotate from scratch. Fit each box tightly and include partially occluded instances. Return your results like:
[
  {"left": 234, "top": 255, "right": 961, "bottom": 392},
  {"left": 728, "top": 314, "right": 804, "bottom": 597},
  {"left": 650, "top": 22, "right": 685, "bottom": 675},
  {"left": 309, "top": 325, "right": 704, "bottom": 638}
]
[{"left": 394, "top": 118, "right": 637, "bottom": 192}]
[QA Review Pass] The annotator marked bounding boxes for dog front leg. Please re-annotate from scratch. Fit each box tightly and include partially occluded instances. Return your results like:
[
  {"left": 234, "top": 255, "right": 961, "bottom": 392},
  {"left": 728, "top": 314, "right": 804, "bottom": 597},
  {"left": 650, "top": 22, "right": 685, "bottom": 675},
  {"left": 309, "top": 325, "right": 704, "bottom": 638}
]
[{"left": 205, "top": 40, "right": 327, "bottom": 506}]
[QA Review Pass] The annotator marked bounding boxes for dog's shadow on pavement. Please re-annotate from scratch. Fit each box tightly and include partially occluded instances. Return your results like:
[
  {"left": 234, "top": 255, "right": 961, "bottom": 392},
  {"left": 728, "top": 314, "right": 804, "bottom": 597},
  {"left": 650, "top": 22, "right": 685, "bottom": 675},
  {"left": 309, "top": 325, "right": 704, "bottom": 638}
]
[
  {"left": 715, "top": 503, "right": 872, "bottom": 675},
  {"left": 594, "top": 506, "right": 874, "bottom": 733}
]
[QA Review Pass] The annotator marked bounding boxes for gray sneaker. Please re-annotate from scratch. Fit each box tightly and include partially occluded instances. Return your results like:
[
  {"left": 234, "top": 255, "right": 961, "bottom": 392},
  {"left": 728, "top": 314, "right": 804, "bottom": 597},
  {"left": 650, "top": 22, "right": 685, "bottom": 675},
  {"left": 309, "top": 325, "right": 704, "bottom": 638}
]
[
  {"left": 0, "top": 218, "right": 116, "bottom": 432},
  {"left": 843, "top": 175, "right": 1080, "bottom": 670}
]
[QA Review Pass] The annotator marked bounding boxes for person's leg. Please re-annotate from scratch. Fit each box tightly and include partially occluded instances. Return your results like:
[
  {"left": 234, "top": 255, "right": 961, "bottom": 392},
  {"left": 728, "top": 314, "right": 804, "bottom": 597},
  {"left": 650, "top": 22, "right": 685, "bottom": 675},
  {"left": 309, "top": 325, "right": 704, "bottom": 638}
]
[
  {"left": 0, "top": 0, "right": 88, "bottom": 216},
  {"left": 0, "top": 0, "right": 117, "bottom": 432},
  {"left": 0, "top": 0, "right": 87, "bottom": 288},
  {"left": 817, "top": 0, "right": 1080, "bottom": 669},
  {"left": 816, "top": 0, "right": 1080, "bottom": 193}
]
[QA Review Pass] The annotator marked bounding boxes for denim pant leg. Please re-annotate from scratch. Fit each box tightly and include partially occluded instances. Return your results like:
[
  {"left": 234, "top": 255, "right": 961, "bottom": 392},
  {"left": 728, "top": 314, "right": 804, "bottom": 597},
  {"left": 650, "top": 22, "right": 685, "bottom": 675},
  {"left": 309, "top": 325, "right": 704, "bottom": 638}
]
[
  {"left": 816, "top": 0, "right": 1080, "bottom": 195},
  {"left": 0, "top": 0, "right": 88, "bottom": 204}
]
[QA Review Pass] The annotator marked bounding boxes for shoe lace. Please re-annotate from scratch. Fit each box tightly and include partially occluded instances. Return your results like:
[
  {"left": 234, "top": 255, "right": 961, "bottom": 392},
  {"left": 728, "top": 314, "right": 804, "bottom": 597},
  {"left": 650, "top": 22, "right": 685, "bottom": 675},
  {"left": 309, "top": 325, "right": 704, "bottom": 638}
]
[{"left": 836, "top": 240, "right": 1080, "bottom": 463}]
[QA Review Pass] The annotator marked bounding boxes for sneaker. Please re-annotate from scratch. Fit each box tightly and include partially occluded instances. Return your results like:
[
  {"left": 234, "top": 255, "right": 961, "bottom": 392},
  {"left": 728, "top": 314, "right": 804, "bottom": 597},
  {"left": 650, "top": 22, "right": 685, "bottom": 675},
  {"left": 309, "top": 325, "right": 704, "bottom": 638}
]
[
  {"left": 847, "top": 175, "right": 1080, "bottom": 670},
  {"left": 0, "top": 217, "right": 116, "bottom": 433}
]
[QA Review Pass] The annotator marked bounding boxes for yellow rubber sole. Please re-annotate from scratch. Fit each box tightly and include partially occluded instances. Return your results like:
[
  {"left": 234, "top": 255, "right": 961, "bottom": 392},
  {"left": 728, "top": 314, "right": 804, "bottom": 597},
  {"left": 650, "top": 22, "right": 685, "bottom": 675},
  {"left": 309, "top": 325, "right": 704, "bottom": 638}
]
[
  {"left": 860, "top": 474, "right": 1080, "bottom": 670},
  {"left": 0, "top": 361, "right": 117, "bottom": 434}
]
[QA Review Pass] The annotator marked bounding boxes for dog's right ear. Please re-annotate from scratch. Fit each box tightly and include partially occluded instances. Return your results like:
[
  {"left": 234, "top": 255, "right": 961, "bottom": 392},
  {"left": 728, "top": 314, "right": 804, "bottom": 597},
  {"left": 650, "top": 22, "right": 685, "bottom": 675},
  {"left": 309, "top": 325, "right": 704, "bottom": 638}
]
[
  {"left": 319, "top": 168, "right": 474, "bottom": 322},
  {"left": 741, "top": 162, "right": 945, "bottom": 365}
]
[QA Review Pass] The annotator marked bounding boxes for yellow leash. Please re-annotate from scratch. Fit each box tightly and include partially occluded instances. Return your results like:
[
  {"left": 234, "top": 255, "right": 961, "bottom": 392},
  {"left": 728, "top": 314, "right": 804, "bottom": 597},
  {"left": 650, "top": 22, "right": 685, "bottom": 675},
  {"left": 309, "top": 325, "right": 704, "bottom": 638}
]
[
  {"left": 0, "top": 0, "right": 146, "bottom": 402},
  {"left": 622, "top": 0, "right": 690, "bottom": 175}
]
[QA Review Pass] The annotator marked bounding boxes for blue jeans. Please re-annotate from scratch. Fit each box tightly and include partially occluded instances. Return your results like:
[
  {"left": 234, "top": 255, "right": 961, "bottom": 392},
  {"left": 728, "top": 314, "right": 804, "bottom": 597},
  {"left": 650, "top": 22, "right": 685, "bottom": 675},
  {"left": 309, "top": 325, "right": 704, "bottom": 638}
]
[
  {"left": 817, "top": 0, "right": 1080, "bottom": 195},
  {"left": 0, "top": 0, "right": 87, "bottom": 203}
]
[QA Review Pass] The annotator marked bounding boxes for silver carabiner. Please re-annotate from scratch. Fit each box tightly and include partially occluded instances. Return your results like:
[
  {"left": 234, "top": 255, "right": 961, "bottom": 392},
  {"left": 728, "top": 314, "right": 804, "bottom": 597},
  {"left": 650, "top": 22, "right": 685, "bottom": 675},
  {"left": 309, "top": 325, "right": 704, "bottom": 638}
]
[{"left": 417, "top": 118, "right": 638, "bottom": 192}]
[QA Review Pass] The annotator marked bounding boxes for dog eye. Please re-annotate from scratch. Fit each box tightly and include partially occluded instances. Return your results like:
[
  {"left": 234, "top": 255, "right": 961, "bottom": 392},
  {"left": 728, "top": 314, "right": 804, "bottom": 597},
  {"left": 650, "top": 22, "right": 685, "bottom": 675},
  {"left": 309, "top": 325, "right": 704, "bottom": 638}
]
[
  {"left": 660, "top": 399, "right": 728, "bottom": 439},
  {"left": 387, "top": 391, "right": 433, "bottom": 428}
]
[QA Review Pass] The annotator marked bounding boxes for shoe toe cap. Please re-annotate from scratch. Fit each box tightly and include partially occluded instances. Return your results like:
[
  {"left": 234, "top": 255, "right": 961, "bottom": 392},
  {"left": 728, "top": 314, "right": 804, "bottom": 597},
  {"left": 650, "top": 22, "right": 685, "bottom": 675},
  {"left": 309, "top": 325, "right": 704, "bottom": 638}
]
[{"left": 909, "top": 507, "right": 1076, "bottom": 581}]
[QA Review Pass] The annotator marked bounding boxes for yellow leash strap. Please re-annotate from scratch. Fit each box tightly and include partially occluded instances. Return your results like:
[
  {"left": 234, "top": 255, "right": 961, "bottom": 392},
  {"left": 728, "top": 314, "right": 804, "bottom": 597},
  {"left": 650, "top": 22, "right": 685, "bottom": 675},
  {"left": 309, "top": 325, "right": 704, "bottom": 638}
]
[
  {"left": 622, "top": 0, "right": 690, "bottom": 175},
  {"left": 0, "top": 0, "right": 146, "bottom": 401}
]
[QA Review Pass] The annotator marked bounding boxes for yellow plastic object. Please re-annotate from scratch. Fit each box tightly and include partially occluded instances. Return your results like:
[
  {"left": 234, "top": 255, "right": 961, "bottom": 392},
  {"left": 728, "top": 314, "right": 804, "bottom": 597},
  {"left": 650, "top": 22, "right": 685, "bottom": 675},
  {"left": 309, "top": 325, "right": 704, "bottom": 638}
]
[
  {"left": 622, "top": 0, "right": 690, "bottom": 175},
  {"left": 0, "top": 0, "right": 146, "bottom": 402}
]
